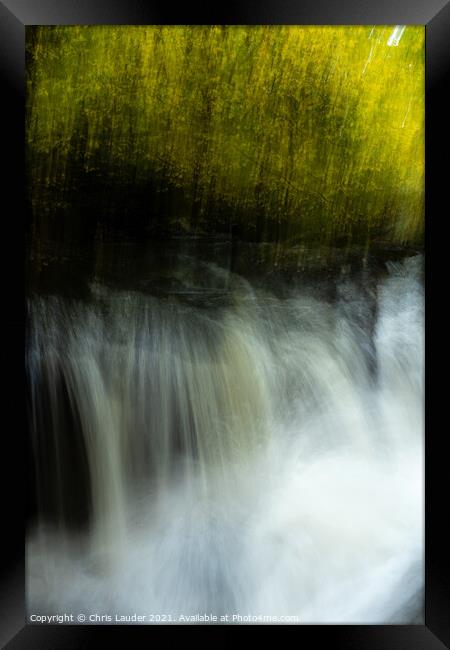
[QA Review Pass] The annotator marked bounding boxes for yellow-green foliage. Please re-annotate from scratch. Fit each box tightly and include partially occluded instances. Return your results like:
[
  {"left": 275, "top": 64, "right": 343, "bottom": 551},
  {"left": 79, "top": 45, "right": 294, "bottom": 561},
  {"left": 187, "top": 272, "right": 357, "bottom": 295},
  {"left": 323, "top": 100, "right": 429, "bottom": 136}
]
[{"left": 26, "top": 25, "right": 424, "bottom": 245}]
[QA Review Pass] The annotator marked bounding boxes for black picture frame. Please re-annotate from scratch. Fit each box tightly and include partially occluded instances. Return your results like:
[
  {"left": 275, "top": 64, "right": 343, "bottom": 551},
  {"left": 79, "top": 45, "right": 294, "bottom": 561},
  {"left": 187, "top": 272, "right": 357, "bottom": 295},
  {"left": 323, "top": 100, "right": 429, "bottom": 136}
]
[{"left": 1, "top": 1, "right": 448, "bottom": 647}]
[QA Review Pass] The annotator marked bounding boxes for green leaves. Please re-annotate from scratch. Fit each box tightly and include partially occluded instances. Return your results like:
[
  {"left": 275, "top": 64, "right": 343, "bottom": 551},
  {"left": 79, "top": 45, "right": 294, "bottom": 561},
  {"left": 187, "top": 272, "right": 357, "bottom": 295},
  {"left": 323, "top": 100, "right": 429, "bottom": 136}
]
[{"left": 27, "top": 26, "right": 424, "bottom": 246}]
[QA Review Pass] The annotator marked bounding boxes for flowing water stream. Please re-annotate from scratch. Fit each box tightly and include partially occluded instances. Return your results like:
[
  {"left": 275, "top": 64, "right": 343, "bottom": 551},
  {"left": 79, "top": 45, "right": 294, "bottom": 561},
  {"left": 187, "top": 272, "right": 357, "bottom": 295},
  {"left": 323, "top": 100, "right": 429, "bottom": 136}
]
[{"left": 26, "top": 252, "right": 424, "bottom": 623}]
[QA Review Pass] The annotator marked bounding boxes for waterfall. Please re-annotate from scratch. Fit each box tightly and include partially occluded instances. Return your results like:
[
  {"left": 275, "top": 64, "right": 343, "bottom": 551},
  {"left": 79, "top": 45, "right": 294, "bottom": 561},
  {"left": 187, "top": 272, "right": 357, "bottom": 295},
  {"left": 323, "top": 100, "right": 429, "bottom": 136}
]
[{"left": 26, "top": 254, "right": 424, "bottom": 623}]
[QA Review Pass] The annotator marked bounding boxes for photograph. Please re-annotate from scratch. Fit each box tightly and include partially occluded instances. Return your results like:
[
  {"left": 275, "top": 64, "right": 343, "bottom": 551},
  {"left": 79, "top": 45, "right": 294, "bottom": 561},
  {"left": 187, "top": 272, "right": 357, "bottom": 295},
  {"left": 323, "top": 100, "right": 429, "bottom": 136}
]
[{"left": 25, "top": 25, "right": 425, "bottom": 626}]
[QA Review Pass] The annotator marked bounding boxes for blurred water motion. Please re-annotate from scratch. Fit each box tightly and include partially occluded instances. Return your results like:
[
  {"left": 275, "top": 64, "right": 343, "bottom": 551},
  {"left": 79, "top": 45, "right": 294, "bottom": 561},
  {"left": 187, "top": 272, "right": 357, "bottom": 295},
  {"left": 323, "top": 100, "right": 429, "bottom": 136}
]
[{"left": 27, "top": 254, "right": 424, "bottom": 623}]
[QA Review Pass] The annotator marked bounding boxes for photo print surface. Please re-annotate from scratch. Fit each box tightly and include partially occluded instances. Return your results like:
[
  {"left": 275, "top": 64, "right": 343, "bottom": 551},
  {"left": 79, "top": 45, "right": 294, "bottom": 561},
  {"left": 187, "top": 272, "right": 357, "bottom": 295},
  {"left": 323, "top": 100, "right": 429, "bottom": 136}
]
[{"left": 26, "top": 26, "right": 424, "bottom": 625}]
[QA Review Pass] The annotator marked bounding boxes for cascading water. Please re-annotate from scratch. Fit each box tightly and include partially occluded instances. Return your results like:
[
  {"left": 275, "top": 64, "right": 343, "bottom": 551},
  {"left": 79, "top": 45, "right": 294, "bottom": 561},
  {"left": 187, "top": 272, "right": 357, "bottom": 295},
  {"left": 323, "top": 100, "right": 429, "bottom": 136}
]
[{"left": 26, "top": 253, "right": 424, "bottom": 624}]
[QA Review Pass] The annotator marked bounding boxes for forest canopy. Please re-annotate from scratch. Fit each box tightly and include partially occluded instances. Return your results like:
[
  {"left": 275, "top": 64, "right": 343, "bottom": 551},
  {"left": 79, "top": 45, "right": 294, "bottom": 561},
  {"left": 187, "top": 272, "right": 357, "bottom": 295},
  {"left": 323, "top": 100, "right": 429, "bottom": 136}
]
[{"left": 26, "top": 26, "right": 424, "bottom": 247}]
